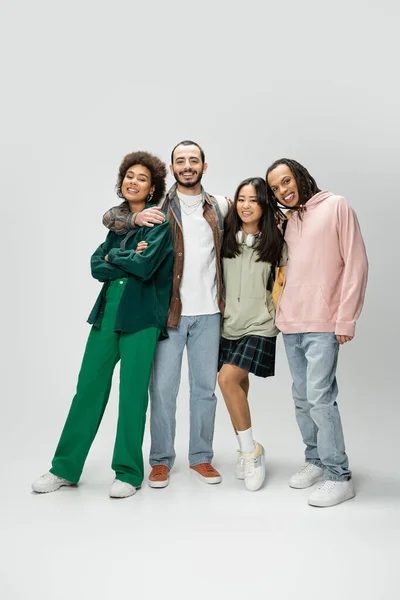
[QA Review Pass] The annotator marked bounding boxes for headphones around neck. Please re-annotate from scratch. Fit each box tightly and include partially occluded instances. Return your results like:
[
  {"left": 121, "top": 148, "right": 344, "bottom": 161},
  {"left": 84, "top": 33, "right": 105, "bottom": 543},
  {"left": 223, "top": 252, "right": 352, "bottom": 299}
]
[{"left": 236, "top": 230, "right": 260, "bottom": 247}]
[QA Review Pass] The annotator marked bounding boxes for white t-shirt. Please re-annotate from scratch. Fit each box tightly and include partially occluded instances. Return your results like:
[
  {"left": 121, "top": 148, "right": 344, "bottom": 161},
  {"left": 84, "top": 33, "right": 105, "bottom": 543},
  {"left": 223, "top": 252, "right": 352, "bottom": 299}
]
[{"left": 177, "top": 191, "right": 230, "bottom": 316}]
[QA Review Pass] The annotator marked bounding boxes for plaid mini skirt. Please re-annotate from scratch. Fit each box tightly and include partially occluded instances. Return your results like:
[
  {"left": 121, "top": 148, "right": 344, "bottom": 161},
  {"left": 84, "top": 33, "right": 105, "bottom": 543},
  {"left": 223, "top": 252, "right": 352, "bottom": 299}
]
[{"left": 218, "top": 335, "right": 277, "bottom": 378}]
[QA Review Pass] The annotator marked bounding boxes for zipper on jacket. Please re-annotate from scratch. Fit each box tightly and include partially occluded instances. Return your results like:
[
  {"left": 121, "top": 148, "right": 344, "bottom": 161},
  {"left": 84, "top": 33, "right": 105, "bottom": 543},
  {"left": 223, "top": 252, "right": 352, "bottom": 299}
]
[{"left": 120, "top": 230, "right": 137, "bottom": 250}]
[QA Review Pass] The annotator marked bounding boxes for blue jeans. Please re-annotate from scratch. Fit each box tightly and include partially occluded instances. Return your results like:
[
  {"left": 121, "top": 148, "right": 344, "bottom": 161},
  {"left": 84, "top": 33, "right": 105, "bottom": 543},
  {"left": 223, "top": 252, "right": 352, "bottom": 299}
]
[
  {"left": 283, "top": 333, "right": 351, "bottom": 481},
  {"left": 149, "top": 314, "right": 221, "bottom": 469}
]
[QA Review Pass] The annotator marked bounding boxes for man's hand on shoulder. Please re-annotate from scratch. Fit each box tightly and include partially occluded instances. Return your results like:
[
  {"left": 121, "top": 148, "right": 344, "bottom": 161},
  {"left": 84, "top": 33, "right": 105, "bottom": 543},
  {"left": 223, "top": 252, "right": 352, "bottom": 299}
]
[{"left": 136, "top": 207, "right": 166, "bottom": 228}]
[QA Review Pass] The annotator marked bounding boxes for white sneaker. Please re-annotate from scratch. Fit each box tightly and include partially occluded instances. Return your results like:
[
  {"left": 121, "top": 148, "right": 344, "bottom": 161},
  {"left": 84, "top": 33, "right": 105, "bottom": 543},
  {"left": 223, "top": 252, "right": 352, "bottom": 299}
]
[
  {"left": 242, "top": 442, "right": 265, "bottom": 492},
  {"left": 109, "top": 479, "right": 137, "bottom": 498},
  {"left": 308, "top": 479, "right": 355, "bottom": 508},
  {"left": 235, "top": 451, "right": 245, "bottom": 480},
  {"left": 32, "top": 472, "right": 74, "bottom": 494},
  {"left": 289, "top": 462, "right": 324, "bottom": 489}
]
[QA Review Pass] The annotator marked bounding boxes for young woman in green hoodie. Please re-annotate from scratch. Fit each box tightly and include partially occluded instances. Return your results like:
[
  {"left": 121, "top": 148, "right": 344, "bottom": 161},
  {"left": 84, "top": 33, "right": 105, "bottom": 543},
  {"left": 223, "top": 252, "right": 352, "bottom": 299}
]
[
  {"left": 32, "top": 151, "right": 174, "bottom": 498},
  {"left": 218, "top": 177, "right": 285, "bottom": 491}
]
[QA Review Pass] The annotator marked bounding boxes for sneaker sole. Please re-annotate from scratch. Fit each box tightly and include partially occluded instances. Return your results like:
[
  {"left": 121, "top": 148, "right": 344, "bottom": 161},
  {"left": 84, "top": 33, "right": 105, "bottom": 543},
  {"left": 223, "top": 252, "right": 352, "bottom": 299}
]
[
  {"left": 110, "top": 490, "right": 137, "bottom": 498},
  {"left": 190, "top": 469, "right": 222, "bottom": 484},
  {"left": 235, "top": 472, "right": 245, "bottom": 480},
  {"left": 148, "top": 478, "right": 169, "bottom": 489},
  {"left": 31, "top": 482, "right": 75, "bottom": 494},
  {"left": 308, "top": 488, "right": 356, "bottom": 508},
  {"left": 289, "top": 474, "right": 324, "bottom": 489}
]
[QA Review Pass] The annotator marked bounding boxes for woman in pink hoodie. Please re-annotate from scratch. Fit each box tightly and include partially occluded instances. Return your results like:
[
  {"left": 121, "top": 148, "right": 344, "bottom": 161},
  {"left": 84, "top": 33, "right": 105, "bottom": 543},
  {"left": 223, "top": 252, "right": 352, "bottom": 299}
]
[{"left": 266, "top": 159, "right": 368, "bottom": 508}]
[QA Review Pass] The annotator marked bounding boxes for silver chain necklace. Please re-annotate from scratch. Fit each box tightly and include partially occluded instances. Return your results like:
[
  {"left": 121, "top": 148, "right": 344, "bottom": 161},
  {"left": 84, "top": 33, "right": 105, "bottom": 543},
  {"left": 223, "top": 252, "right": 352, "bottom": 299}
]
[{"left": 179, "top": 196, "right": 203, "bottom": 216}]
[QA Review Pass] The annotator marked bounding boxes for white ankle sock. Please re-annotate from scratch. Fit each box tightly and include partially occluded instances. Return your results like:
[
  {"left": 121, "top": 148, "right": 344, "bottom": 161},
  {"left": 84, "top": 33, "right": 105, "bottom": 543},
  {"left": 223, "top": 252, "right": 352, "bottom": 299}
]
[
  {"left": 236, "top": 434, "right": 242, "bottom": 451},
  {"left": 237, "top": 428, "right": 255, "bottom": 453}
]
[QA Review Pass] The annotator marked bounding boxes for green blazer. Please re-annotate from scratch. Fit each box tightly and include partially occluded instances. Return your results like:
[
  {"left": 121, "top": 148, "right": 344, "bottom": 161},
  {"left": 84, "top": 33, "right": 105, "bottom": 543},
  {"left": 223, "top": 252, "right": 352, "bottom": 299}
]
[{"left": 88, "top": 217, "right": 173, "bottom": 340}]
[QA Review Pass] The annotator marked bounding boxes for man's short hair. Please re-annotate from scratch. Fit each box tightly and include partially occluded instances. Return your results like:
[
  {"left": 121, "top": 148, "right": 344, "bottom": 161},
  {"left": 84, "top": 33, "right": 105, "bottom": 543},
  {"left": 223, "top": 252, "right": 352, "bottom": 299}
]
[{"left": 171, "top": 140, "right": 205, "bottom": 164}]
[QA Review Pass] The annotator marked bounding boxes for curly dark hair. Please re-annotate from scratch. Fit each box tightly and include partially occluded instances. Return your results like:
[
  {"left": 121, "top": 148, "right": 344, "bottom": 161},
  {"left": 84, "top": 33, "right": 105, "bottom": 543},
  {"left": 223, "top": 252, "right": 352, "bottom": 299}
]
[{"left": 116, "top": 151, "right": 167, "bottom": 205}]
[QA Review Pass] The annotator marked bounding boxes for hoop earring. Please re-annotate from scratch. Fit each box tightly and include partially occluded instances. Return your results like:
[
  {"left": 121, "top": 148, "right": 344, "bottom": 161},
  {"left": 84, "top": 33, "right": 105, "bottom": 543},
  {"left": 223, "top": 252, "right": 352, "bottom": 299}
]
[{"left": 147, "top": 193, "right": 154, "bottom": 202}]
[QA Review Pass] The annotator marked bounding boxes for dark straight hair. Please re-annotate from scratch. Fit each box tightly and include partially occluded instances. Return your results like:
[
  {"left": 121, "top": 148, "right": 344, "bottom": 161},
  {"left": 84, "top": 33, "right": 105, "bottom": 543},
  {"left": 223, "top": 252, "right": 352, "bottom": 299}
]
[
  {"left": 266, "top": 158, "right": 320, "bottom": 211},
  {"left": 170, "top": 140, "right": 205, "bottom": 164},
  {"left": 222, "top": 177, "right": 283, "bottom": 264}
]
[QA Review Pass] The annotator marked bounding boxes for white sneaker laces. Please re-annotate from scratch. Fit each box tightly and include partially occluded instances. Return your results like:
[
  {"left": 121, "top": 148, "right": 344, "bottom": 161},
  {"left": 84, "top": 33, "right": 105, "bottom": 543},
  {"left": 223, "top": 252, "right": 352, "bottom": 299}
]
[
  {"left": 299, "top": 463, "right": 318, "bottom": 475},
  {"left": 317, "top": 480, "right": 337, "bottom": 493},
  {"left": 237, "top": 452, "right": 244, "bottom": 467},
  {"left": 41, "top": 472, "right": 60, "bottom": 481},
  {"left": 244, "top": 456, "right": 256, "bottom": 477}
]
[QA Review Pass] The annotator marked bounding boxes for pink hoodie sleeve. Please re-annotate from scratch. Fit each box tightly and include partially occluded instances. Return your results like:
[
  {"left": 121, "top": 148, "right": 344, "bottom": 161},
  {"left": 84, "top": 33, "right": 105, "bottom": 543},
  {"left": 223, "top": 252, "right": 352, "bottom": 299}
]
[{"left": 335, "top": 198, "right": 368, "bottom": 337}]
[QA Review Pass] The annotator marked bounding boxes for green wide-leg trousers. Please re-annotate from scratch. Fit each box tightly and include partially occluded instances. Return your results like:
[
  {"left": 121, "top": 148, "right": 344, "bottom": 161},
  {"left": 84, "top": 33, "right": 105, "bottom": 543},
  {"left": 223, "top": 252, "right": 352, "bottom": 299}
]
[{"left": 50, "top": 279, "right": 160, "bottom": 488}]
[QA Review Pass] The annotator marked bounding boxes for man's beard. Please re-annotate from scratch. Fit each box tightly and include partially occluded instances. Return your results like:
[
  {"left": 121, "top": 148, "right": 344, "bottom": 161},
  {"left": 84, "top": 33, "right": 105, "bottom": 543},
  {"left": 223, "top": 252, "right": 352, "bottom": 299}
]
[{"left": 173, "top": 168, "right": 203, "bottom": 189}]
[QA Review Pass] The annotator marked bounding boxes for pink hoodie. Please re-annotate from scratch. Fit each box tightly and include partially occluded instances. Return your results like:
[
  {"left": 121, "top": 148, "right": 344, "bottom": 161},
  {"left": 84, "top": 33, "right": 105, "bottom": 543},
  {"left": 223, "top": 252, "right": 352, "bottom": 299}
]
[{"left": 276, "top": 191, "right": 368, "bottom": 337}]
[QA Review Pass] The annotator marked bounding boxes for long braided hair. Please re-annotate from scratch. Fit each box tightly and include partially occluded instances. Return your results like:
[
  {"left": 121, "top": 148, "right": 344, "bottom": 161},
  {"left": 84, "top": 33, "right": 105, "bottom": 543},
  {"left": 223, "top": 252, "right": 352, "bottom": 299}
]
[{"left": 266, "top": 158, "right": 321, "bottom": 219}]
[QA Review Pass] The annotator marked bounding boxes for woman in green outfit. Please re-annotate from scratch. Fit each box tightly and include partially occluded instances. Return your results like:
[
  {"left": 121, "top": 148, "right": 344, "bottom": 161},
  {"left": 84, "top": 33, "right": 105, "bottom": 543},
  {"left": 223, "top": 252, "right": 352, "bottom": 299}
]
[{"left": 32, "top": 151, "right": 174, "bottom": 498}]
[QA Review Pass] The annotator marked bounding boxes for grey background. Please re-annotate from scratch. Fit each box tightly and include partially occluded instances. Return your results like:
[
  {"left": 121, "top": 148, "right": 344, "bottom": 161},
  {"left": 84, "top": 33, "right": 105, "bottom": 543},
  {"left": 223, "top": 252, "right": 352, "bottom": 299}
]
[{"left": 1, "top": 1, "right": 399, "bottom": 599}]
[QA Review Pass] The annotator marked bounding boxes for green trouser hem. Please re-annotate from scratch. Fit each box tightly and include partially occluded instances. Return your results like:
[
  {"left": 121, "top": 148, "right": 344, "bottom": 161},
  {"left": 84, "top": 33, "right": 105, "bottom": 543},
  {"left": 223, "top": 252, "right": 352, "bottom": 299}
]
[{"left": 50, "top": 278, "right": 160, "bottom": 488}]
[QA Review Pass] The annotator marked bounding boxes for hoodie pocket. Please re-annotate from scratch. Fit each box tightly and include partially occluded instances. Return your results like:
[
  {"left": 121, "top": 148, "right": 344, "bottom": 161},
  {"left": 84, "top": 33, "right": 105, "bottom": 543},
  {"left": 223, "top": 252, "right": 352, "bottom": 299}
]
[{"left": 279, "top": 284, "right": 331, "bottom": 323}]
